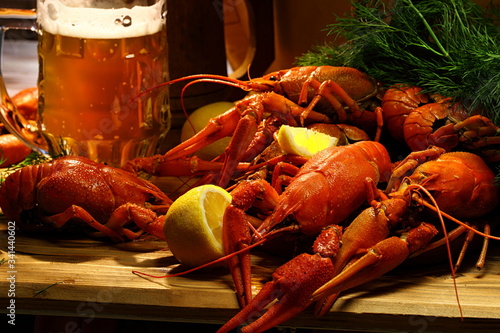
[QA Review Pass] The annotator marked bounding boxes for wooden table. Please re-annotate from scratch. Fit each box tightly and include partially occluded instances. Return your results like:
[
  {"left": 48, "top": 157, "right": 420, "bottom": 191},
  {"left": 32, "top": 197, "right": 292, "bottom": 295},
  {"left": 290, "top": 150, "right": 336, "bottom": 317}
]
[{"left": 1, "top": 214, "right": 500, "bottom": 332}]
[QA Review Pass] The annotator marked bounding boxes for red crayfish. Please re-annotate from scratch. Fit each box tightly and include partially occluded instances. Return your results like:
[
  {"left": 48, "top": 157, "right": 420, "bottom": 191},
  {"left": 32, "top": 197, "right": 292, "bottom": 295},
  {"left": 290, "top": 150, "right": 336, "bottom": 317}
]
[
  {"left": 381, "top": 85, "right": 500, "bottom": 161},
  {"left": 216, "top": 144, "right": 499, "bottom": 333},
  {"left": 124, "top": 66, "right": 384, "bottom": 187},
  {"left": 0, "top": 156, "right": 172, "bottom": 241},
  {"left": 125, "top": 66, "right": 500, "bottom": 188},
  {"left": 121, "top": 66, "right": 500, "bottom": 332},
  {"left": 222, "top": 140, "right": 392, "bottom": 308},
  {"left": 4, "top": 65, "right": 500, "bottom": 333}
]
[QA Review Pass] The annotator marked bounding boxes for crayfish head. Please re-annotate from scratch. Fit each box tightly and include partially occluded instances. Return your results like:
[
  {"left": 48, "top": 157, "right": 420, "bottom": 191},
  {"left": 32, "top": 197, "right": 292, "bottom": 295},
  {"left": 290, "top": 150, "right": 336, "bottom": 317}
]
[{"left": 246, "top": 73, "right": 281, "bottom": 92}]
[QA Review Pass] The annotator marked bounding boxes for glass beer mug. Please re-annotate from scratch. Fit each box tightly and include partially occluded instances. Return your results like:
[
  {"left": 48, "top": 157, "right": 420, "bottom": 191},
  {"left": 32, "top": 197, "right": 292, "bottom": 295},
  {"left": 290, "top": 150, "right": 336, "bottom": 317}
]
[{"left": 0, "top": 0, "right": 170, "bottom": 168}]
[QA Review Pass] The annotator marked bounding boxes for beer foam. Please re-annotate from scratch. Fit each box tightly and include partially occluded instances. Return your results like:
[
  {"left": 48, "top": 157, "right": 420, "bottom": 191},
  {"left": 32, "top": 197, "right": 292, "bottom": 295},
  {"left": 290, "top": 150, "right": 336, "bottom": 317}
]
[{"left": 37, "top": 0, "right": 166, "bottom": 39}]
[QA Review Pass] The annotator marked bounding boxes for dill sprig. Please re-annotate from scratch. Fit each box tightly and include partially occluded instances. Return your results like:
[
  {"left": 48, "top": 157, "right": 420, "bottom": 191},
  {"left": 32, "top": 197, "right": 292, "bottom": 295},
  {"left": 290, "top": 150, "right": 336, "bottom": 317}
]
[
  {"left": 0, "top": 151, "right": 52, "bottom": 183},
  {"left": 10, "top": 150, "right": 52, "bottom": 168},
  {"left": 0, "top": 136, "right": 72, "bottom": 183},
  {"left": 297, "top": 0, "right": 500, "bottom": 123}
]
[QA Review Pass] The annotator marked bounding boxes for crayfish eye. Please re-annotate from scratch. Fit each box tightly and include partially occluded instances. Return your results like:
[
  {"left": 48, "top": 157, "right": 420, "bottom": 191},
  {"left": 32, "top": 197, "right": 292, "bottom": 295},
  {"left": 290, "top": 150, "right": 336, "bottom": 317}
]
[{"left": 269, "top": 75, "right": 278, "bottom": 81}]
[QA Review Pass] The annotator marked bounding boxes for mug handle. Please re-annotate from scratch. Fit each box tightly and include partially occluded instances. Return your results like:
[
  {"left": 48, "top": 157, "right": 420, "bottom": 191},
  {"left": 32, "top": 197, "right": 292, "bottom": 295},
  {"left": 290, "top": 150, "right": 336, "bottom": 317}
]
[
  {"left": 0, "top": 8, "right": 48, "bottom": 153},
  {"left": 226, "top": 0, "right": 274, "bottom": 80}
]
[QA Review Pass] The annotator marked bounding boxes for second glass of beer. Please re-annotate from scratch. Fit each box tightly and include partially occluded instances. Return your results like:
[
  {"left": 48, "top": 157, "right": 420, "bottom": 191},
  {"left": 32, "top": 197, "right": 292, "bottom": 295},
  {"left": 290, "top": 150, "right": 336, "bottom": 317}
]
[{"left": 37, "top": 0, "right": 169, "bottom": 167}]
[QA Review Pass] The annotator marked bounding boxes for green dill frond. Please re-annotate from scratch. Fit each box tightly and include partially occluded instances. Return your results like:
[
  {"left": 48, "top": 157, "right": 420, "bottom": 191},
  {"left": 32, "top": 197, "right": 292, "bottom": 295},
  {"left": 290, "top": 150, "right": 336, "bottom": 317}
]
[
  {"left": 296, "top": 0, "right": 500, "bottom": 123},
  {"left": 0, "top": 136, "right": 79, "bottom": 183},
  {"left": 0, "top": 151, "right": 52, "bottom": 183},
  {"left": 296, "top": 43, "right": 365, "bottom": 68},
  {"left": 6, "top": 151, "right": 51, "bottom": 169}
]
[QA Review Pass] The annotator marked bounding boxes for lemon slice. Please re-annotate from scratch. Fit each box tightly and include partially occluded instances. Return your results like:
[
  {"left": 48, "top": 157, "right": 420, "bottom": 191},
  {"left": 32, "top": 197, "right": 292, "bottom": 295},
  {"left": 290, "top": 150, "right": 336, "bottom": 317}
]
[
  {"left": 277, "top": 125, "right": 339, "bottom": 157},
  {"left": 164, "top": 184, "right": 232, "bottom": 267}
]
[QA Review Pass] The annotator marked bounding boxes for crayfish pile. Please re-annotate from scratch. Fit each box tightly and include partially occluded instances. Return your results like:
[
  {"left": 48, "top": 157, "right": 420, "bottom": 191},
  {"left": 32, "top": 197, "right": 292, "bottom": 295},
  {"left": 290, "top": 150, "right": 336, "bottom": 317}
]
[{"left": 1, "top": 65, "right": 500, "bottom": 333}]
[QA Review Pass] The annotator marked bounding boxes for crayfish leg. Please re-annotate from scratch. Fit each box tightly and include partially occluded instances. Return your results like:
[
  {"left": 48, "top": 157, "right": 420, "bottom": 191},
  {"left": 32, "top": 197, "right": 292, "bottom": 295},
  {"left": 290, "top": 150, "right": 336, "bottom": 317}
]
[
  {"left": 453, "top": 222, "right": 491, "bottom": 271},
  {"left": 298, "top": 79, "right": 348, "bottom": 124},
  {"left": 47, "top": 203, "right": 166, "bottom": 242},
  {"left": 47, "top": 205, "right": 124, "bottom": 242},
  {"left": 476, "top": 223, "right": 490, "bottom": 270},
  {"left": 104, "top": 203, "right": 167, "bottom": 241}
]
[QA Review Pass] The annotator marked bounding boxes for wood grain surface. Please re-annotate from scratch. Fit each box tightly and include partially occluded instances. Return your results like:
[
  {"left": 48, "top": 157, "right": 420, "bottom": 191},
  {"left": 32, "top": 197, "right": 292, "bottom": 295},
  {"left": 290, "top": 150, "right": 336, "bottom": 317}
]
[{"left": 1, "top": 215, "right": 500, "bottom": 332}]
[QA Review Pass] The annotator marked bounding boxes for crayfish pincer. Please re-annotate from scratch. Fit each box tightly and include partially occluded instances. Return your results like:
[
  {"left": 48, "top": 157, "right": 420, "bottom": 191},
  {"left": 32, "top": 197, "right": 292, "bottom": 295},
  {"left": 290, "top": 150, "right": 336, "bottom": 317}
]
[{"left": 0, "top": 156, "right": 172, "bottom": 241}]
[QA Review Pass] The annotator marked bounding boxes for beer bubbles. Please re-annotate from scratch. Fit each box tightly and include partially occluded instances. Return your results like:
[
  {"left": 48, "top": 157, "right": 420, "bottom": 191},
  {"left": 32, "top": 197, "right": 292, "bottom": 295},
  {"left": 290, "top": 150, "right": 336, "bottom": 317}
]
[{"left": 115, "top": 15, "right": 132, "bottom": 28}]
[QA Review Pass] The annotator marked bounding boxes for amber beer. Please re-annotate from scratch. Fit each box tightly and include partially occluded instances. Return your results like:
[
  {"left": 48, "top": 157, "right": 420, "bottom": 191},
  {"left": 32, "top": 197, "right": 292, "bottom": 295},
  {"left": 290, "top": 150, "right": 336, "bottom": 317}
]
[{"left": 36, "top": 0, "right": 169, "bottom": 167}]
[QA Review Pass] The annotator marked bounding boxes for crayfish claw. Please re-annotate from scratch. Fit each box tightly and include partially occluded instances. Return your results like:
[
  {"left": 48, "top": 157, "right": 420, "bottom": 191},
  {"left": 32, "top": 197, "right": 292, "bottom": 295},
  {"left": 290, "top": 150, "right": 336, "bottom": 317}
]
[
  {"left": 314, "top": 292, "right": 340, "bottom": 318},
  {"left": 218, "top": 252, "right": 335, "bottom": 333},
  {"left": 313, "top": 223, "right": 438, "bottom": 301}
]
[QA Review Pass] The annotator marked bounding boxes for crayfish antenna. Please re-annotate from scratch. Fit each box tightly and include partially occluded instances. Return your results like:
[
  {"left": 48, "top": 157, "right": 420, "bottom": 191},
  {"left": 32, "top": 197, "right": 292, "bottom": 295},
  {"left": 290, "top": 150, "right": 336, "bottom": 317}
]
[
  {"left": 409, "top": 184, "right": 464, "bottom": 319},
  {"left": 131, "top": 235, "right": 270, "bottom": 280},
  {"left": 132, "top": 225, "right": 297, "bottom": 280},
  {"left": 176, "top": 76, "right": 260, "bottom": 128},
  {"left": 133, "top": 74, "right": 250, "bottom": 100}
]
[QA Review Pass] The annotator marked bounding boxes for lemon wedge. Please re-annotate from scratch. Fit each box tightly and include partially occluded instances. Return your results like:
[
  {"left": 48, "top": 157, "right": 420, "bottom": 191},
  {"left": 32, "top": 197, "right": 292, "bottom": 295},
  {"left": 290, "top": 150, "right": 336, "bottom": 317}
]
[
  {"left": 181, "top": 101, "right": 234, "bottom": 160},
  {"left": 277, "top": 125, "right": 339, "bottom": 157},
  {"left": 163, "top": 184, "right": 232, "bottom": 267}
]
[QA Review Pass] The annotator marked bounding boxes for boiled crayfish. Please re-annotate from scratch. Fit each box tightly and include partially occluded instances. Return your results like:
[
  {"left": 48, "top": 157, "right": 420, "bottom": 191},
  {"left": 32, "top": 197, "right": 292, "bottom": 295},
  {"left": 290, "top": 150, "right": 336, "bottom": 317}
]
[
  {"left": 222, "top": 140, "right": 392, "bottom": 309},
  {"left": 3, "top": 66, "right": 500, "bottom": 333},
  {"left": 125, "top": 67, "right": 500, "bottom": 187},
  {"left": 381, "top": 85, "right": 500, "bottom": 161},
  {"left": 124, "top": 66, "right": 385, "bottom": 188},
  {"left": 216, "top": 146, "right": 499, "bottom": 333},
  {"left": 122, "top": 66, "right": 500, "bottom": 332},
  {"left": 143, "top": 65, "right": 380, "bottom": 124},
  {"left": 124, "top": 66, "right": 500, "bottom": 191},
  {"left": 0, "top": 156, "right": 172, "bottom": 241}
]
